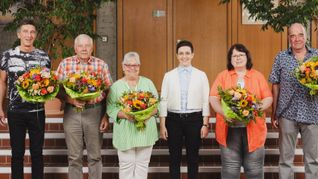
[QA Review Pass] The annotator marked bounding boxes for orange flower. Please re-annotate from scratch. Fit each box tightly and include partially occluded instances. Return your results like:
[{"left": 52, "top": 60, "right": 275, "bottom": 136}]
[
  {"left": 242, "top": 110, "right": 249, "bottom": 116},
  {"left": 32, "top": 83, "right": 40, "bottom": 90},
  {"left": 47, "top": 86, "right": 55, "bottom": 93},
  {"left": 41, "top": 79, "right": 50, "bottom": 87}
]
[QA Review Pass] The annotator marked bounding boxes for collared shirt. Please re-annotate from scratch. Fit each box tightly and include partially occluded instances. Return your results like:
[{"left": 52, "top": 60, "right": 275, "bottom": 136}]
[
  {"left": 55, "top": 55, "right": 112, "bottom": 104},
  {"left": 0, "top": 47, "right": 50, "bottom": 112},
  {"left": 269, "top": 47, "right": 318, "bottom": 124},
  {"left": 178, "top": 66, "right": 192, "bottom": 112}
]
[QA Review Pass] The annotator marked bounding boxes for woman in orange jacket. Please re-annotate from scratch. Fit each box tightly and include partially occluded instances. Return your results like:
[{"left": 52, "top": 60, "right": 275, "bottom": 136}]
[{"left": 210, "top": 43, "right": 273, "bottom": 179}]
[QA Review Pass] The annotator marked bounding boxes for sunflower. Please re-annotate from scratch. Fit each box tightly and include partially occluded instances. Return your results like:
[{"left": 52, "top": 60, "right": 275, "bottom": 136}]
[
  {"left": 239, "top": 99, "right": 248, "bottom": 107},
  {"left": 22, "top": 80, "right": 31, "bottom": 89},
  {"left": 133, "top": 99, "right": 144, "bottom": 110},
  {"left": 41, "top": 79, "right": 50, "bottom": 87}
]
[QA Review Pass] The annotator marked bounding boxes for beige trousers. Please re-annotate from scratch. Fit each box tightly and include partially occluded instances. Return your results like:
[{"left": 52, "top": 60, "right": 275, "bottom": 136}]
[
  {"left": 279, "top": 118, "right": 318, "bottom": 179},
  {"left": 63, "top": 104, "right": 104, "bottom": 179}
]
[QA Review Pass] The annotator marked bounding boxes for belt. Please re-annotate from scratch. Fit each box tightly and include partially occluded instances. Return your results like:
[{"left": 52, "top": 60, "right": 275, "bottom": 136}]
[
  {"left": 168, "top": 111, "right": 202, "bottom": 119},
  {"left": 84, "top": 103, "right": 102, "bottom": 109},
  {"left": 66, "top": 102, "right": 102, "bottom": 109}
]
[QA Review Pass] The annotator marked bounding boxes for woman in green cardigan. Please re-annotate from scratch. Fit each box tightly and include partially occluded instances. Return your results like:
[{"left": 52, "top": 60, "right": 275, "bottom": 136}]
[{"left": 106, "top": 51, "right": 158, "bottom": 179}]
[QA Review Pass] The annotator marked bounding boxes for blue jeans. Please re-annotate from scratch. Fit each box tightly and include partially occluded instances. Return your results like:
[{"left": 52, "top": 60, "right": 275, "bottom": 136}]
[
  {"left": 221, "top": 127, "right": 264, "bottom": 179},
  {"left": 8, "top": 110, "right": 45, "bottom": 179}
]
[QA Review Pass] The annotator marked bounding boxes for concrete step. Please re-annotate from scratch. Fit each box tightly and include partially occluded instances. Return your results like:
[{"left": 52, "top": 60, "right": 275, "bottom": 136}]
[
  {"left": 0, "top": 148, "right": 304, "bottom": 156},
  {"left": 0, "top": 117, "right": 275, "bottom": 124},
  {"left": 0, "top": 131, "right": 300, "bottom": 140}
]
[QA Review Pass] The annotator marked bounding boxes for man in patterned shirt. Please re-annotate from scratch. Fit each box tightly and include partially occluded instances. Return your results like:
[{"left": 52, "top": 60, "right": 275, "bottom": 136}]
[
  {"left": 269, "top": 23, "right": 318, "bottom": 179},
  {"left": 55, "top": 34, "right": 112, "bottom": 179},
  {"left": 0, "top": 19, "right": 50, "bottom": 179}
]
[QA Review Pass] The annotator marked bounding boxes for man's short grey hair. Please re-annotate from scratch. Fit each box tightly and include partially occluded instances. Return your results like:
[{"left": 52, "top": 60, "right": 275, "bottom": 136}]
[
  {"left": 74, "top": 34, "right": 93, "bottom": 47},
  {"left": 122, "top": 52, "right": 141, "bottom": 64}
]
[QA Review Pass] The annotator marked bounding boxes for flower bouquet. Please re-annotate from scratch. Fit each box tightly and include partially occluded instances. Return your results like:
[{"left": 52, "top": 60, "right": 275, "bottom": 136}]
[
  {"left": 295, "top": 56, "right": 318, "bottom": 95},
  {"left": 15, "top": 67, "right": 59, "bottom": 103},
  {"left": 118, "top": 91, "right": 158, "bottom": 131},
  {"left": 63, "top": 72, "right": 105, "bottom": 102},
  {"left": 217, "top": 86, "right": 263, "bottom": 125}
]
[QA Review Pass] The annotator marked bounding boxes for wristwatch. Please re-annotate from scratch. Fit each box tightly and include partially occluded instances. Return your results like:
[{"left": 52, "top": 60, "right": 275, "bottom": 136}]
[{"left": 202, "top": 124, "right": 209, "bottom": 128}]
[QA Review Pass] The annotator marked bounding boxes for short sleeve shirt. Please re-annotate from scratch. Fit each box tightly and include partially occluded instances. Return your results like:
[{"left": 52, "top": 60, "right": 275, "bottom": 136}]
[
  {"left": 0, "top": 47, "right": 51, "bottom": 112},
  {"left": 269, "top": 47, "right": 318, "bottom": 124}
]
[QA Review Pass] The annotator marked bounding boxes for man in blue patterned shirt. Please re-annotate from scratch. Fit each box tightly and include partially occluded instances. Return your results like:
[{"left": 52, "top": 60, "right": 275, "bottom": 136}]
[{"left": 269, "top": 23, "right": 318, "bottom": 179}]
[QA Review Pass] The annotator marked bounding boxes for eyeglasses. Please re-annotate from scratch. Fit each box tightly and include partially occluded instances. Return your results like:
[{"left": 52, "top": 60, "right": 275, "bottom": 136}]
[
  {"left": 231, "top": 54, "right": 246, "bottom": 58},
  {"left": 124, "top": 64, "right": 140, "bottom": 68}
]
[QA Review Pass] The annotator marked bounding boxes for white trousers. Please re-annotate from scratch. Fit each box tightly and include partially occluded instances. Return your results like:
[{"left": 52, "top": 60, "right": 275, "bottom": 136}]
[{"left": 117, "top": 146, "right": 153, "bottom": 179}]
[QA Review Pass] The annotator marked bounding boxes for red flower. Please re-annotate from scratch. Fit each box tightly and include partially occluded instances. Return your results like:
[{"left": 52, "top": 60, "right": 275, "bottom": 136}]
[
  {"left": 96, "top": 79, "right": 102, "bottom": 87},
  {"left": 81, "top": 78, "right": 88, "bottom": 84},
  {"left": 138, "top": 93, "right": 145, "bottom": 100},
  {"left": 23, "top": 72, "right": 30, "bottom": 78},
  {"left": 140, "top": 102, "right": 147, "bottom": 109},
  {"left": 246, "top": 95, "right": 253, "bottom": 103},
  {"left": 41, "top": 88, "right": 48, "bottom": 95},
  {"left": 34, "top": 75, "right": 42, "bottom": 82},
  {"left": 127, "top": 101, "right": 133, "bottom": 105}
]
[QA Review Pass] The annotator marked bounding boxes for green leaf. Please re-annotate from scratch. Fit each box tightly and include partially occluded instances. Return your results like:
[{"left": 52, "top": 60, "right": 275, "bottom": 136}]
[
  {"left": 1, "top": 0, "right": 113, "bottom": 60},
  {"left": 219, "top": 0, "right": 318, "bottom": 32}
]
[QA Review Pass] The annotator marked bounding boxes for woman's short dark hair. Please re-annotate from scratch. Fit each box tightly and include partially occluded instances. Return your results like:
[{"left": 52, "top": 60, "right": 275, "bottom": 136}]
[
  {"left": 227, "top": 43, "right": 253, "bottom": 70},
  {"left": 17, "top": 19, "right": 37, "bottom": 33},
  {"left": 176, "top": 40, "right": 194, "bottom": 53}
]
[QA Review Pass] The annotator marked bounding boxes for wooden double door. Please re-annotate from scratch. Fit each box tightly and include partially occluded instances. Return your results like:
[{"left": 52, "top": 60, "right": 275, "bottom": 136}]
[{"left": 117, "top": 0, "right": 285, "bottom": 90}]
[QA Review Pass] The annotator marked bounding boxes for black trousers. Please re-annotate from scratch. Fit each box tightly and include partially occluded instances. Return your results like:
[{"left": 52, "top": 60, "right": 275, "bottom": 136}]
[
  {"left": 8, "top": 110, "right": 45, "bottom": 179},
  {"left": 166, "top": 112, "right": 203, "bottom": 179}
]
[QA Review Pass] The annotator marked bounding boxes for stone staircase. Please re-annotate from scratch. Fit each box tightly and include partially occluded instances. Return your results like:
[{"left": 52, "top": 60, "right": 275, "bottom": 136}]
[{"left": 0, "top": 99, "right": 306, "bottom": 179}]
